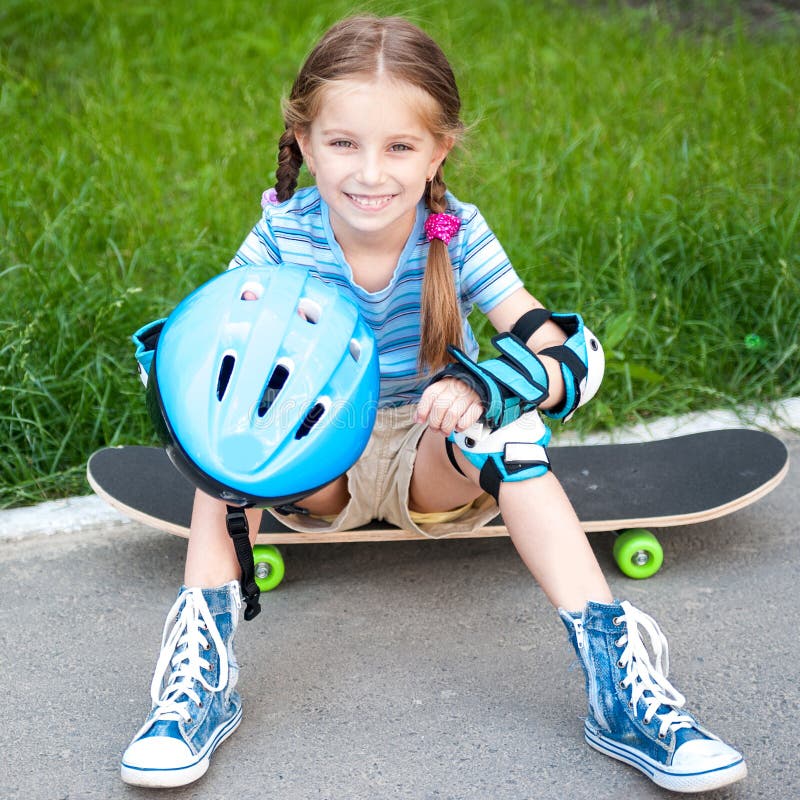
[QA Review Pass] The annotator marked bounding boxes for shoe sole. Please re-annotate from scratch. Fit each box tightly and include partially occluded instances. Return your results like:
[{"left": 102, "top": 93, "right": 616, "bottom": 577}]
[
  {"left": 585, "top": 723, "right": 748, "bottom": 793},
  {"left": 120, "top": 707, "right": 243, "bottom": 788}
]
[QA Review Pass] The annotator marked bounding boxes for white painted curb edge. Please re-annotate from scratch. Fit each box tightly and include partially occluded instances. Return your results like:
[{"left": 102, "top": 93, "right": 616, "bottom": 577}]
[{"left": 2, "top": 398, "right": 798, "bottom": 544}]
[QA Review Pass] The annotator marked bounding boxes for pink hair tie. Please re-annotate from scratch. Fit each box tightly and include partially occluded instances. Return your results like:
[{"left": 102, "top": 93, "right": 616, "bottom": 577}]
[
  {"left": 261, "top": 187, "right": 279, "bottom": 208},
  {"left": 424, "top": 213, "right": 461, "bottom": 245}
]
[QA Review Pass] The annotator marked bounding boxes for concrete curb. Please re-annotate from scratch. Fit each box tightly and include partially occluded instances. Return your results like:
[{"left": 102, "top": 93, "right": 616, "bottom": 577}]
[
  {"left": 0, "top": 493, "right": 134, "bottom": 542},
  {"left": 553, "top": 396, "right": 800, "bottom": 444},
  {"left": 2, "top": 397, "right": 798, "bottom": 544}
]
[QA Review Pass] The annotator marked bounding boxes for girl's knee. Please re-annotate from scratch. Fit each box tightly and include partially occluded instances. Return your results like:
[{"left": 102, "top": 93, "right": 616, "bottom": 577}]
[
  {"left": 409, "top": 429, "right": 483, "bottom": 513},
  {"left": 289, "top": 474, "right": 350, "bottom": 517}
]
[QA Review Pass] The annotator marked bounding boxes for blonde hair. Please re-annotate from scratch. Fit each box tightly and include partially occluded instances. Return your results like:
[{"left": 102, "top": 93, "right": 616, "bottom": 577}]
[{"left": 276, "top": 15, "right": 465, "bottom": 373}]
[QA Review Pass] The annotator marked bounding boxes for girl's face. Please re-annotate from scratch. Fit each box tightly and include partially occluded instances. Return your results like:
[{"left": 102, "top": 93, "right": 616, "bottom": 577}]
[{"left": 296, "top": 76, "right": 452, "bottom": 252}]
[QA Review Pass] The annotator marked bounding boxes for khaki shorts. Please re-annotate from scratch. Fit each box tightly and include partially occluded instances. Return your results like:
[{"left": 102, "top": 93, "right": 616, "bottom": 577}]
[{"left": 266, "top": 404, "right": 499, "bottom": 539}]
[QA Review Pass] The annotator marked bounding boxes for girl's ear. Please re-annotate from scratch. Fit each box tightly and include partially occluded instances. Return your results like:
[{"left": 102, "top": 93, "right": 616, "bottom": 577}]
[{"left": 428, "top": 135, "right": 455, "bottom": 180}]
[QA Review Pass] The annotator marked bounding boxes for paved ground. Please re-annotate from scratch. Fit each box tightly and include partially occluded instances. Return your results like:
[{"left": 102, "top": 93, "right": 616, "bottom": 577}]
[{"left": 1, "top": 432, "right": 798, "bottom": 800}]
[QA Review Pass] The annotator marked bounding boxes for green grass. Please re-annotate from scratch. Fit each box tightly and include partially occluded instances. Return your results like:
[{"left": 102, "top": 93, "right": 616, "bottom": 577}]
[{"left": 2, "top": 0, "right": 799, "bottom": 506}]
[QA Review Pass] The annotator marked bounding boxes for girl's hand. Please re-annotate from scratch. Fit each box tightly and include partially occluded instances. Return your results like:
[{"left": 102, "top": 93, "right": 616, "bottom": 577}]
[{"left": 416, "top": 377, "right": 484, "bottom": 436}]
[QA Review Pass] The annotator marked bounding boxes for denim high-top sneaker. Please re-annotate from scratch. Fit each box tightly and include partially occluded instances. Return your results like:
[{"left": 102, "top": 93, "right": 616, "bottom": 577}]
[
  {"left": 121, "top": 581, "right": 243, "bottom": 787},
  {"left": 559, "top": 600, "right": 747, "bottom": 793}
]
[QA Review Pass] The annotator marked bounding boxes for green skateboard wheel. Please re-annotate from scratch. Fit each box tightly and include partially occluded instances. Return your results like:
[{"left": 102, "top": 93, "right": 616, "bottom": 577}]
[
  {"left": 252, "top": 544, "right": 285, "bottom": 592},
  {"left": 613, "top": 529, "right": 664, "bottom": 579}
]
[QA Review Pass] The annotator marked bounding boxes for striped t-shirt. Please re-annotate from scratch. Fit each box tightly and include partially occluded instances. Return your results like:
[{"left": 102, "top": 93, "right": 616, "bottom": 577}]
[{"left": 229, "top": 186, "right": 523, "bottom": 407}]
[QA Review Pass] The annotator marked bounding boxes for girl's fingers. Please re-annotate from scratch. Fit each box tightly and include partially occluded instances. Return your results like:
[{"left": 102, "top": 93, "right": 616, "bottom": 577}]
[
  {"left": 456, "top": 400, "right": 484, "bottom": 432},
  {"left": 418, "top": 379, "right": 482, "bottom": 436},
  {"left": 415, "top": 381, "right": 444, "bottom": 423}
]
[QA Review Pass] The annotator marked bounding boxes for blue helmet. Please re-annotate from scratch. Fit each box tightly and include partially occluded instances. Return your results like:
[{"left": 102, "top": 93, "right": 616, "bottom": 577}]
[{"left": 146, "top": 264, "right": 380, "bottom": 506}]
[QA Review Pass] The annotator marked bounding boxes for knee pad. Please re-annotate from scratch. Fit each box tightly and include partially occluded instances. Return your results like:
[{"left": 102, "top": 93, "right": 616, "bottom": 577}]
[
  {"left": 511, "top": 309, "right": 604, "bottom": 421},
  {"left": 447, "top": 411, "right": 551, "bottom": 501}
]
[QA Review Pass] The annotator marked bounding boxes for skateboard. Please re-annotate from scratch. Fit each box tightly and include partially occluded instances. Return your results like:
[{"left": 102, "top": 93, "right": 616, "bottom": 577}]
[{"left": 87, "top": 428, "right": 788, "bottom": 590}]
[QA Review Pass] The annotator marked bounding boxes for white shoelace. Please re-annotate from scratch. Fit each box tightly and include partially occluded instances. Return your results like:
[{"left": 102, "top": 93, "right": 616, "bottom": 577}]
[
  {"left": 148, "top": 589, "right": 230, "bottom": 724},
  {"left": 614, "top": 601, "right": 696, "bottom": 739}
]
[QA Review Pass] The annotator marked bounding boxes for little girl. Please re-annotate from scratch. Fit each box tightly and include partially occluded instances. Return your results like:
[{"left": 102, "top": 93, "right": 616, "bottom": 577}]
[{"left": 121, "top": 15, "right": 747, "bottom": 793}]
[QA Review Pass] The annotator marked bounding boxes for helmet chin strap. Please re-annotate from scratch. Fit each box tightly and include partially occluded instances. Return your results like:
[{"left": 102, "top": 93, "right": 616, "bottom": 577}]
[{"left": 224, "top": 505, "right": 261, "bottom": 621}]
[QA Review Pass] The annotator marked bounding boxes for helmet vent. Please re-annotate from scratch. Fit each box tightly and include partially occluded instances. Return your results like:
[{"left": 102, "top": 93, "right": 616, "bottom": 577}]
[
  {"left": 217, "top": 355, "right": 236, "bottom": 400},
  {"left": 257, "top": 364, "right": 290, "bottom": 417},
  {"left": 239, "top": 281, "right": 263, "bottom": 301},
  {"left": 297, "top": 298, "right": 322, "bottom": 324},
  {"left": 295, "top": 402, "right": 325, "bottom": 439},
  {"left": 348, "top": 339, "right": 362, "bottom": 362}
]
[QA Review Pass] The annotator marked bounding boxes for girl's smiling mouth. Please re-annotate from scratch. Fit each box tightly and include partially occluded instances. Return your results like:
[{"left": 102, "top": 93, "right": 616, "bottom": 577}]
[{"left": 346, "top": 193, "right": 395, "bottom": 210}]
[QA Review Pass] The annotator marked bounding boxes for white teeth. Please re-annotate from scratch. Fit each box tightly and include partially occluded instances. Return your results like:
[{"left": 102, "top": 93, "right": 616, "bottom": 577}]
[{"left": 348, "top": 194, "right": 391, "bottom": 208}]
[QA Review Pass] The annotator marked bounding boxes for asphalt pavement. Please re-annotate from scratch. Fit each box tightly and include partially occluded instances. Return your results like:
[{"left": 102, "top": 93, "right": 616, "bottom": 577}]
[{"left": 1, "top": 431, "right": 798, "bottom": 800}]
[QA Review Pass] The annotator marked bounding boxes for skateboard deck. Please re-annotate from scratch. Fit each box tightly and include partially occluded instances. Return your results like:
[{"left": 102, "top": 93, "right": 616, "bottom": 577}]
[{"left": 87, "top": 428, "right": 788, "bottom": 584}]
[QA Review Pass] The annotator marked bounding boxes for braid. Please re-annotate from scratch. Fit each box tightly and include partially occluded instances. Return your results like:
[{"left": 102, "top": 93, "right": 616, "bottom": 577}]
[
  {"left": 419, "top": 167, "right": 463, "bottom": 373},
  {"left": 275, "top": 128, "right": 304, "bottom": 202}
]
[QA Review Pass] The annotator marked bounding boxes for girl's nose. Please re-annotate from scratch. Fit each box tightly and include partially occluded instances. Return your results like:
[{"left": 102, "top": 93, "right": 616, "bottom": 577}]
[{"left": 357, "top": 151, "right": 384, "bottom": 185}]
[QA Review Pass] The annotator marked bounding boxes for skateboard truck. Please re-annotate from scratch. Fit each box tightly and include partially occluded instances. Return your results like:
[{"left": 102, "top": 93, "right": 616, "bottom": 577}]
[{"left": 224, "top": 506, "right": 261, "bottom": 621}]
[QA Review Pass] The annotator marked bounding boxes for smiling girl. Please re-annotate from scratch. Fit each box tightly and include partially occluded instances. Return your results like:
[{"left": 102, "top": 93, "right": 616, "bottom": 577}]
[{"left": 121, "top": 16, "right": 747, "bottom": 793}]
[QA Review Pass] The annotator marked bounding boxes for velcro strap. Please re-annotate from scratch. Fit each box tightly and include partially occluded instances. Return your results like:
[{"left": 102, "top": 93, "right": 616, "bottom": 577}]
[
  {"left": 510, "top": 308, "right": 552, "bottom": 342},
  {"left": 489, "top": 334, "right": 549, "bottom": 402},
  {"left": 504, "top": 441, "right": 549, "bottom": 468},
  {"left": 478, "top": 445, "right": 551, "bottom": 500},
  {"left": 479, "top": 460, "right": 504, "bottom": 501},
  {"left": 445, "top": 438, "right": 467, "bottom": 477},
  {"left": 540, "top": 344, "right": 588, "bottom": 384}
]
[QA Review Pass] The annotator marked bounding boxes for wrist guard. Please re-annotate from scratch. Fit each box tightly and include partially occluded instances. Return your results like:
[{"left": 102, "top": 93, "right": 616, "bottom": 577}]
[{"left": 430, "top": 333, "right": 549, "bottom": 430}]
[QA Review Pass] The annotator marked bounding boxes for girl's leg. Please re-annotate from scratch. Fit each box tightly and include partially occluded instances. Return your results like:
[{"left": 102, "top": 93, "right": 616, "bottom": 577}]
[
  {"left": 183, "top": 490, "right": 260, "bottom": 587},
  {"left": 497, "top": 473, "right": 613, "bottom": 609},
  {"left": 123, "top": 479, "right": 349, "bottom": 788},
  {"left": 184, "top": 477, "right": 350, "bottom": 586},
  {"left": 410, "top": 428, "right": 612, "bottom": 610},
  {"left": 122, "top": 491, "right": 252, "bottom": 788},
  {"left": 412, "top": 428, "right": 746, "bottom": 793}
]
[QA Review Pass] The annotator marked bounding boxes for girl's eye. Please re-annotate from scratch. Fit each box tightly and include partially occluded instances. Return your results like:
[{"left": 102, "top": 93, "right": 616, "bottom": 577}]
[
  {"left": 331, "top": 140, "right": 354, "bottom": 148},
  {"left": 390, "top": 143, "right": 412, "bottom": 152}
]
